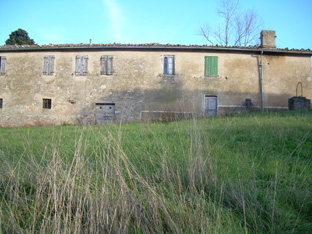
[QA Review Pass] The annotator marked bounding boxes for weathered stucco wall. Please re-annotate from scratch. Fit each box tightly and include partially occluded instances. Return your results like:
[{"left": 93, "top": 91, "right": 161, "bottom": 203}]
[{"left": 0, "top": 48, "right": 311, "bottom": 127}]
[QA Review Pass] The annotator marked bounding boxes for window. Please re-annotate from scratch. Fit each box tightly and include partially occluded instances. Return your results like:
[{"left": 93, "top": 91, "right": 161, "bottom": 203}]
[
  {"left": 205, "top": 56, "right": 218, "bottom": 77},
  {"left": 75, "top": 55, "right": 88, "bottom": 75},
  {"left": 43, "top": 99, "right": 52, "bottom": 109},
  {"left": 101, "top": 55, "right": 113, "bottom": 75},
  {"left": 43, "top": 55, "right": 55, "bottom": 75},
  {"left": 164, "top": 55, "right": 174, "bottom": 75},
  {"left": 0, "top": 56, "right": 7, "bottom": 75},
  {"left": 0, "top": 98, "right": 2, "bottom": 108}
]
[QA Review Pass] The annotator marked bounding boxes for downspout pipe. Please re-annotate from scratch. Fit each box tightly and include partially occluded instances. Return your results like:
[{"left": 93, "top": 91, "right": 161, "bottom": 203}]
[{"left": 260, "top": 50, "right": 264, "bottom": 111}]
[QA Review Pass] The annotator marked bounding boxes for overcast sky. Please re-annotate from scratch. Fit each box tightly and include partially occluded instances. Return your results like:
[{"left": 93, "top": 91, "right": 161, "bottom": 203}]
[{"left": 1, "top": 0, "right": 311, "bottom": 49}]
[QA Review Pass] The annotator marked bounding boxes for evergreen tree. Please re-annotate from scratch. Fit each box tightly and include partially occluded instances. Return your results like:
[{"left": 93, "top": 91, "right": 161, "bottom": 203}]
[{"left": 5, "top": 28, "right": 35, "bottom": 45}]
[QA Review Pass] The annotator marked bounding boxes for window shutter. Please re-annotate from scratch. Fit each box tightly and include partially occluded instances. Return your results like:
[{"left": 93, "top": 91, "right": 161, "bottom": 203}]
[
  {"left": 76, "top": 56, "right": 82, "bottom": 75},
  {"left": 50, "top": 56, "right": 55, "bottom": 75},
  {"left": 82, "top": 56, "right": 88, "bottom": 75},
  {"left": 43, "top": 56, "right": 48, "bottom": 75},
  {"left": 0, "top": 56, "right": 6, "bottom": 75},
  {"left": 205, "top": 56, "right": 218, "bottom": 77},
  {"left": 107, "top": 56, "right": 113, "bottom": 75},
  {"left": 101, "top": 56, "right": 107, "bottom": 75}
]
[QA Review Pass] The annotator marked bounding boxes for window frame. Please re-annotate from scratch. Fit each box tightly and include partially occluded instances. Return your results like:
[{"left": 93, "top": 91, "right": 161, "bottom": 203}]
[
  {"left": 163, "top": 55, "right": 175, "bottom": 75},
  {"left": 75, "top": 55, "right": 88, "bottom": 76},
  {"left": 0, "top": 56, "right": 7, "bottom": 76},
  {"left": 43, "top": 55, "right": 55, "bottom": 76},
  {"left": 43, "top": 98, "right": 52, "bottom": 109},
  {"left": 100, "top": 55, "right": 114, "bottom": 75}
]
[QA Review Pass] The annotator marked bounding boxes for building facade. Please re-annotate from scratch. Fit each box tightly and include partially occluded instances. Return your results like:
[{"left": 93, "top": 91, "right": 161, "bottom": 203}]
[{"left": 0, "top": 31, "right": 311, "bottom": 127}]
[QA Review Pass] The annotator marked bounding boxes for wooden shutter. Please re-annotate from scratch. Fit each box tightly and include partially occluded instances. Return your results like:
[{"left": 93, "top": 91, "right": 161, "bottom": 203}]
[
  {"left": 43, "top": 56, "right": 48, "bottom": 75},
  {"left": 50, "top": 56, "right": 55, "bottom": 75},
  {"left": 43, "top": 55, "right": 55, "bottom": 75},
  {"left": 101, "top": 56, "right": 113, "bottom": 75},
  {"left": 101, "top": 56, "right": 107, "bottom": 75},
  {"left": 75, "top": 55, "right": 82, "bottom": 75},
  {"left": 205, "top": 56, "right": 218, "bottom": 77},
  {"left": 0, "top": 56, "right": 6, "bottom": 75},
  {"left": 107, "top": 56, "right": 113, "bottom": 75},
  {"left": 82, "top": 56, "right": 88, "bottom": 75}
]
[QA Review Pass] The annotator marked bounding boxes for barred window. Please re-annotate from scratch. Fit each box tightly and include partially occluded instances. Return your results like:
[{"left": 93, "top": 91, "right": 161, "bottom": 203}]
[{"left": 43, "top": 99, "right": 52, "bottom": 109}]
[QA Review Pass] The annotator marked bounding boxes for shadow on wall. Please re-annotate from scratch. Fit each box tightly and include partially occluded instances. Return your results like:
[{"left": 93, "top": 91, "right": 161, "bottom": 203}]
[
  {"left": 75, "top": 85, "right": 297, "bottom": 125},
  {"left": 0, "top": 87, "right": 302, "bottom": 127}
]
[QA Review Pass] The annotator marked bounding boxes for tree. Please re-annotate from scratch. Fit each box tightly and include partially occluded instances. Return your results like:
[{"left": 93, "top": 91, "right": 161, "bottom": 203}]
[
  {"left": 5, "top": 28, "right": 35, "bottom": 45},
  {"left": 200, "top": 0, "right": 263, "bottom": 47}
]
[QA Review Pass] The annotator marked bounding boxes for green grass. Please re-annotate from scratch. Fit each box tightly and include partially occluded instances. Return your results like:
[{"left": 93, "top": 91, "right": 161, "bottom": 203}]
[{"left": 0, "top": 110, "right": 311, "bottom": 233}]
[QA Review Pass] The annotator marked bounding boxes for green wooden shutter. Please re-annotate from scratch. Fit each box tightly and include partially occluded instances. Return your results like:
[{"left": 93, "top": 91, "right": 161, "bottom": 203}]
[{"left": 205, "top": 56, "right": 218, "bottom": 77}]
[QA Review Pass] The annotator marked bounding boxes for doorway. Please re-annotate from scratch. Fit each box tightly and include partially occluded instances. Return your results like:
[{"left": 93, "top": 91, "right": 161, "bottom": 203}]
[{"left": 204, "top": 95, "right": 217, "bottom": 116}]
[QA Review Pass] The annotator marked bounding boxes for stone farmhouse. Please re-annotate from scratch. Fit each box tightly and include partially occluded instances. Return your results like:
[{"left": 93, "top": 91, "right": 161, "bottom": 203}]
[{"left": 0, "top": 30, "right": 311, "bottom": 127}]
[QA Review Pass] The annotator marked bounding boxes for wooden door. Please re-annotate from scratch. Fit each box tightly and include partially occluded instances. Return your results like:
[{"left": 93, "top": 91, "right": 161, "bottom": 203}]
[{"left": 204, "top": 96, "right": 217, "bottom": 116}]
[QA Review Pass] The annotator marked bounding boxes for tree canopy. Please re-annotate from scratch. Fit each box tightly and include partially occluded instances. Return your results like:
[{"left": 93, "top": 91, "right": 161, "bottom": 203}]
[{"left": 5, "top": 28, "right": 35, "bottom": 45}]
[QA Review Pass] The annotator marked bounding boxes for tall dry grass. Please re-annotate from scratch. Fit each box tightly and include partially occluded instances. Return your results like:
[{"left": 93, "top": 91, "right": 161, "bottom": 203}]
[{"left": 0, "top": 111, "right": 311, "bottom": 233}]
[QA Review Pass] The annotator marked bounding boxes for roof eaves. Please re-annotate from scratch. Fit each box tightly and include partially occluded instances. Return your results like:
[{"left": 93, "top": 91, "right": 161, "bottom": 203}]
[{"left": 0, "top": 44, "right": 311, "bottom": 55}]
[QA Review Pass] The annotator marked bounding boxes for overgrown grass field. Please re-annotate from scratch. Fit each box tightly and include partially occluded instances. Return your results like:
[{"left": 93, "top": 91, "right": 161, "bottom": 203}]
[{"left": 0, "top": 111, "right": 311, "bottom": 233}]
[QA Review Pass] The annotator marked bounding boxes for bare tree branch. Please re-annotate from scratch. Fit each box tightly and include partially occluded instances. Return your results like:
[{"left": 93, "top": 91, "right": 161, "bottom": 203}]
[{"left": 200, "top": 0, "right": 263, "bottom": 46}]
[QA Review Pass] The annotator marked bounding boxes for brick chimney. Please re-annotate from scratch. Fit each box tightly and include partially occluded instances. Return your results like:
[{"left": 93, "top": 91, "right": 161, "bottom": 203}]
[{"left": 260, "top": 30, "right": 276, "bottom": 48}]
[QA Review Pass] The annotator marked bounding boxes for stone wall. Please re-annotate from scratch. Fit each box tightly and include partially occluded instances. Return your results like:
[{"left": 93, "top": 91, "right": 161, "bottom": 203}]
[{"left": 0, "top": 48, "right": 311, "bottom": 127}]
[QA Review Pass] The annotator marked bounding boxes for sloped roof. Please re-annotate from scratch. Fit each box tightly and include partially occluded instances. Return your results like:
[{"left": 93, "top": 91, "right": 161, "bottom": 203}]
[{"left": 0, "top": 43, "right": 311, "bottom": 55}]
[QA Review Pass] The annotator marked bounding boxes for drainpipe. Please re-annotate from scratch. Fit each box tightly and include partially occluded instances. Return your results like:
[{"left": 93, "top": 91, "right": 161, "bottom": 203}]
[{"left": 260, "top": 50, "right": 264, "bottom": 111}]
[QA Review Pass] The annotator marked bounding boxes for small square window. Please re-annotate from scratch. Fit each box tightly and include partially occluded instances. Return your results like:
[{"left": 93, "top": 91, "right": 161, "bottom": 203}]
[
  {"left": 0, "top": 98, "right": 3, "bottom": 108},
  {"left": 43, "top": 99, "right": 52, "bottom": 109}
]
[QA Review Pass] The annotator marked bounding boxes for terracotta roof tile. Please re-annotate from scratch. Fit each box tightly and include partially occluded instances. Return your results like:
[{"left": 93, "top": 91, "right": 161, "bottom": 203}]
[{"left": 0, "top": 43, "right": 311, "bottom": 53}]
